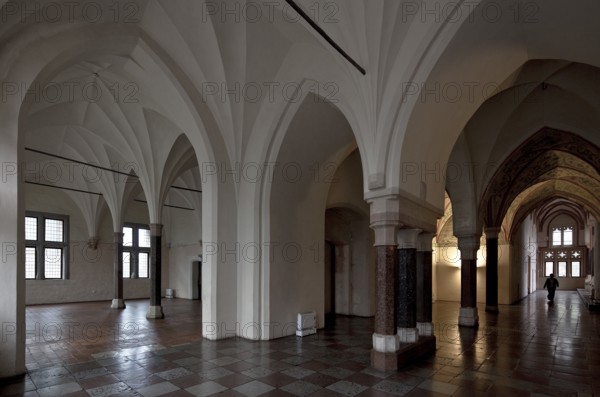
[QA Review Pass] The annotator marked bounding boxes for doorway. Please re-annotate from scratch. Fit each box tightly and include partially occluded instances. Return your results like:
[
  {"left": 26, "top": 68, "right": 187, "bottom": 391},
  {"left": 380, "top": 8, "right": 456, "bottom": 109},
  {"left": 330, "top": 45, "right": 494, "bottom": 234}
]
[
  {"left": 192, "top": 260, "right": 202, "bottom": 300},
  {"left": 324, "top": 241, "right": 336, "bottom": 329}
]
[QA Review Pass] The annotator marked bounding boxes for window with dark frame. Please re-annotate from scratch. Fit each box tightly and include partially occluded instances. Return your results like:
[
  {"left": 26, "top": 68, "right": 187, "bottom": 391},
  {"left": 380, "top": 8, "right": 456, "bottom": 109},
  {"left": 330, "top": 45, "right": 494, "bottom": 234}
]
[
  {"left": 25, "top": 212, "right": 69, "bottom": 280},
  {"left": 542, "top": 225, "right": 583, "bottom": 278},
  {"left": 551, "top": 226, "right": 574, "bottom": 246},
  {"left": 122, "top": 224, "right": 151, "bottom": 279}
]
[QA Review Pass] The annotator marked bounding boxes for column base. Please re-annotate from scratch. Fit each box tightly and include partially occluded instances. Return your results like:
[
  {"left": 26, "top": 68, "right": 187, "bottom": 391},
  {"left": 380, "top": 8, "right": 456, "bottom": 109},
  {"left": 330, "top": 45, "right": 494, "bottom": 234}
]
[
  {"left": 370, "top": 336, "right": 436, "bottom": 372},
  {"left": 397, "top": 327, "right": 418, "bottom": 343},
  {"left": 372, "top": 333, "right": 399, "bottom": 353},
  {"left": 417, "top": 322, "right": 434, "bottom": 337},
  {"left": 485, "top": 305, "right": 499, "bottom": 313},
  {"left": 371, "top": 350, "right": 399, "bottom": 372},
  {"left": 146, "top": 305, "right": 164, "bottom": 319},
  {"left": 110, "top": 299, "right": 126, "bottom": 309},
  {"left": 458, "top": 307, "right": 479, "bottom": 327}
]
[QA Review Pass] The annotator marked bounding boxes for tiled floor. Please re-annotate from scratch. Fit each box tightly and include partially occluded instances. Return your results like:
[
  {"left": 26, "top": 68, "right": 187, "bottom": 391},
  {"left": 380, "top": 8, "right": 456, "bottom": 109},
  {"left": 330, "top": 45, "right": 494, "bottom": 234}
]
[{"left": 1, "top": 291, "right": 600, "bottom": 397}]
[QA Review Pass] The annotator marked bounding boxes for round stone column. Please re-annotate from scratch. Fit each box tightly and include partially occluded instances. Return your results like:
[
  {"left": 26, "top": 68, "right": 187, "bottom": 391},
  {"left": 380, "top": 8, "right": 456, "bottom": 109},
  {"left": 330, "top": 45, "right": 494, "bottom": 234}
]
[
  {"left": 368, "top": 195, "right": 400, "bottom": 371},
  {"left": 111, "top": 231, "right": 126, "bottom": 309},
  {"left": 417, "top": 233, "right": 435, "bottom": 336},
  {"left": 458, "top": 235, "right": 480, "bottom": 327},
  {"left": 485, "top": 227, "right": 500, "bottom": 313},
  {"left": 146, "top": 224, "right": 164, "bottom": 319}
]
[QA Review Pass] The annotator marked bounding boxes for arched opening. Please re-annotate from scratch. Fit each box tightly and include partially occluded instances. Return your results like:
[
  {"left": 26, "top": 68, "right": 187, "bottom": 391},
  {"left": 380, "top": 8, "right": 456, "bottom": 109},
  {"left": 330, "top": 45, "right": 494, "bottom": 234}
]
[{"left": 267, "top": 95, "right": 370, "bottom": 337}]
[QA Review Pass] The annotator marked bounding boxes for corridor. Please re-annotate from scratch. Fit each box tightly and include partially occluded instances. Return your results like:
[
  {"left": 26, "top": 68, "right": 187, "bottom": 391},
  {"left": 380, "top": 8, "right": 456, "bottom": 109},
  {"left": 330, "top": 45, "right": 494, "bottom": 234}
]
[{"left": 1, "top": 292, "right": 599, "bottom": 397}]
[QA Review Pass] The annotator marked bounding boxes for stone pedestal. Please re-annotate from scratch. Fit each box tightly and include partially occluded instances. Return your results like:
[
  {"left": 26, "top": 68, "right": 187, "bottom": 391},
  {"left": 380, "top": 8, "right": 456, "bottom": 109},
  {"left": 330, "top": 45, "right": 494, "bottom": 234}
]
[
  {"left": 111, "top": 232, "right": 126, "bottom": 310},
  {"left": 485, "top": 228, "right": 500, "bottom": 313},
  {"left": 459, "top": 307, "right": 479, "bottom": 327},
  {"left": 111, "top": 299, "right": 126, "bottom": 309},
  {"left": 146, "top": 224, "right": 164, "bottom": 319},
  {"left": 458, "top": 235, "right": 480, "bottom": 327},
  {"left": 397, "top": 327, "right": 418, "bottom": 343},
  {"left": 146, "top": 305, "right": 165, "bottom": 319}
]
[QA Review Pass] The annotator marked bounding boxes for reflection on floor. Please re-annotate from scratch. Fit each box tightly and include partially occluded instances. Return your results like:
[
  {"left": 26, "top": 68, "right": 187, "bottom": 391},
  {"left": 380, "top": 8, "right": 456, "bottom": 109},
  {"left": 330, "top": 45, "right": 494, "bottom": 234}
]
[{"left": 1, "top": 291, "right": 599, "bottom": 396}]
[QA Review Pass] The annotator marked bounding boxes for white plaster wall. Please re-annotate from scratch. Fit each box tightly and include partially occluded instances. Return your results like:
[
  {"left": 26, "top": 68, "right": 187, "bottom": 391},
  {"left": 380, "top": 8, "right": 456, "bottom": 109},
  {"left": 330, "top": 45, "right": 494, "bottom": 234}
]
[
  {"left": 166, "top": 205, "right": 202, "bottom": 300},
  {"left": 269, "top": 97, "right": 355, "bottom": 336},
  {"left": 168, "top": 245, "right": 202, "bottom": 300},
  {"left": 434, "top": 242, "right": 513, "bottom": 304},
  {"left": 324, "top": 212, "right": 374, "bottom": 317},
  {"left": 498, "top": 244, "right": 512, "bottom": 304},
  {"left": 25, "top": 185, "right": 168, "bottom": 305},
  {"left": 433, "top": 245, "right": 462, "bottom": 302},
  {"left": 349, "top": 220, "right": 375, "bottom": 316},
  {"left": 512, "top": 216, "right": 536, "bottom": 300},
  {"left": 325, "top": 150, "right": 374, "bottom": 317}
]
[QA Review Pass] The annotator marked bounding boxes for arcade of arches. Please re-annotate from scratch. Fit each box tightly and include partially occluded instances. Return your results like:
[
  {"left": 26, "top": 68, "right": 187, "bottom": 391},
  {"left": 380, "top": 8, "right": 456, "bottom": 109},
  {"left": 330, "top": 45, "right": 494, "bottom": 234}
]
[{"left": 1, "top": 0, "right": 600, "bottom": 383}]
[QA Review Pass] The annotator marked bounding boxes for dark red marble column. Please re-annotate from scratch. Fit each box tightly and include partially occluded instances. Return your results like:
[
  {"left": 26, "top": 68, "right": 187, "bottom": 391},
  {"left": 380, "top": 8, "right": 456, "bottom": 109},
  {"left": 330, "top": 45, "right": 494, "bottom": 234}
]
[
  {"left": 416, "top": 233, "right": 434, "bottom": 336},
  {"left": 110, "top": 232, "right": 125, "bottom": 309},
  {"left": 146, "top": 224, "right": 164, "bottom": 319},
  {"left": 458, "top": 235, "right": 480, "bottom": 327},
  {"left": 368, "top": 196, "right": 400, "bottom": 371},
  {"left": 396, "top": 229, "right": 420, "bottom": 343},
  {"left": 485, "top": 228, "right": 500, "bottom": 313},
  {"left": 375, "top": 245, "right": 398, "bottom": 336}
]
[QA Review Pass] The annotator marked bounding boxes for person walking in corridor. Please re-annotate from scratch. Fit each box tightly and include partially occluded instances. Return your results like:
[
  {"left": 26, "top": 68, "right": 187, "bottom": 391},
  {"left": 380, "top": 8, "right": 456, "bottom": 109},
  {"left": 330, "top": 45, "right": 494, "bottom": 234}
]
[{"left": 544, "top": 273, "right": 559, "bottom": 302}]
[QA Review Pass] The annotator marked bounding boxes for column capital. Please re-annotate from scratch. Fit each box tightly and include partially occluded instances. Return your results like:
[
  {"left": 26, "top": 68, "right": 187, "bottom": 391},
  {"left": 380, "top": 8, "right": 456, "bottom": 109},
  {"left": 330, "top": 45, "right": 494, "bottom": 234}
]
[
  {"left": 457, "top": 235, "right": 480, "bottom": 260},
  {"left": 368, "top": 195, "right": 401, "bottom": 246},
  {"left": 417, "top": 233, "right": 435, "bottom": 252},
  {"left": 484, "top": 227, "right": 501, "bottom": 239},
  {"left": 371, "top": 223, "right": 400, "bottom": 246},
  {"left": 397, "top": 229, "right": 421, "bottom": 249},
  {"left": 87, "top": 236, "right": 100, "bottom": 250},
  {"left": 150, "top": 223, "right": 163, "bottom": 236},
  {"left": 113, "top": 232, "right": 124, "bottom": 243}
]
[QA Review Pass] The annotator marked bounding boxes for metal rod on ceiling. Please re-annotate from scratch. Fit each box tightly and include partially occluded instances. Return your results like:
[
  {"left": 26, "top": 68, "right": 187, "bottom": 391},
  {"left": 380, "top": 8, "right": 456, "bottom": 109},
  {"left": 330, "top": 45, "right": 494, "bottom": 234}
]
[
  {"left": 26, "top": 147, "right": 135, "bottom": 178},
  {"left": 134, "top": 199, "right": 195, "bottom": 212},
  {"left": 284, "top": 0, "right": 366, "bottom": 75},
  {"left": 25, "top": 147, "right": 202, "bottom": 193},
  {"left": 26, "top": 181, "right": 196, "bottom": 212},
  {"left": 25, "top": 181, "right": 102, "bottom": 196}
]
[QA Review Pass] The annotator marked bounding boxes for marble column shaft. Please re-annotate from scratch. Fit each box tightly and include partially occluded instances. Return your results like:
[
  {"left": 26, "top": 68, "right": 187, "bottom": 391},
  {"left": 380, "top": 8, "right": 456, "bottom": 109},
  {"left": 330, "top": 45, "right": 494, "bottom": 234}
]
[
  {"left": 150, "top": 224, "right": 162, "bottom": 307},
  {"left": 458, "top": 235, "right": 480, "bottom": 327},
  {"left": 397, "top": 248, "right": 417, "bottom": 328},
  {"left": 368, "top": 196, "right": 401, "bottom": 370},
  {"left": 459, "top": 236, "right": 479, "bottom": 308},
  {"left": 375, "top": 246, "right": 398, "bottom": 336},
  {"left": 147, "top": 224, "right": 164, "bottom": 319},
  {"left": 416, "top": 235, "right": 433, "bottom": 325},
  {"left": 461, "top": 258, "right": 477, "bottom": 308},
  {"left": 111, "top": 232, "right": 125, "bottom": 309},
  {"left": 485, "top": 228, "right": 500, "bottom": 312},
  {"left": 396, "top": 229, "right": 420, "bottom": 343}
]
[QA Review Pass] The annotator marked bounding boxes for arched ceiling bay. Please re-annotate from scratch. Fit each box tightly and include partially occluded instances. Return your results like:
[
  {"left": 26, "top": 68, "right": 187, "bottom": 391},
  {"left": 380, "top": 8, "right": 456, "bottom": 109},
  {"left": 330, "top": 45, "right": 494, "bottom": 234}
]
[{"left": 480, "top": 130, "right": 600, "bottom": 229}]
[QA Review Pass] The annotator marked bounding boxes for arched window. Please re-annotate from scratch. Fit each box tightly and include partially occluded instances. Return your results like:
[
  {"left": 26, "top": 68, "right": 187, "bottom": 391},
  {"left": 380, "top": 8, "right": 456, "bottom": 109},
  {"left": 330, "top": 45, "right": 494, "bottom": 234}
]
[{"left": 551, "top": 226, "right": 574, "bottom": 246}]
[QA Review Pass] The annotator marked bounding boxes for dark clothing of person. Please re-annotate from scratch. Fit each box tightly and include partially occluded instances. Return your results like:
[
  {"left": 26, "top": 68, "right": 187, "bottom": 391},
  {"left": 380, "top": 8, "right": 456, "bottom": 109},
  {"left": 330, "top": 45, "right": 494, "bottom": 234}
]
[{"left": 543, "top": 277, "right": 559, "bottom": 301}]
